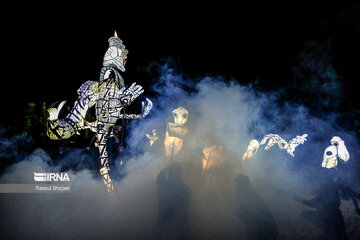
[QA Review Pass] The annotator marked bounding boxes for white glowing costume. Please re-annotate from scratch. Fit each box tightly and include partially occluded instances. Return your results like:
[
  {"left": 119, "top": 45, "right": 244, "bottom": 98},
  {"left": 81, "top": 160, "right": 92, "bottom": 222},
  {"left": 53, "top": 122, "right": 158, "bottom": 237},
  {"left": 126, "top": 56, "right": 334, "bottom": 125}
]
[
  {"left": 260, "top": 134, "right": 288, "bottom": 150},
  {"left": 242, "top": 139, "right": 260, "bottom": 162},
  {"left": 287, "top": 134, "right": 308, "bottom": 157},
  {"left": 322, "top": 136, "right": 350, "bottom": 168},
  {"left": 46, "top": 31, "right": 153, "bottom": 196},
  {"left": 260, "top": 133, "right": 308, "bottom": 157},
  {"left": 164, "top": 107, "right": 189, "bottom": 158}
]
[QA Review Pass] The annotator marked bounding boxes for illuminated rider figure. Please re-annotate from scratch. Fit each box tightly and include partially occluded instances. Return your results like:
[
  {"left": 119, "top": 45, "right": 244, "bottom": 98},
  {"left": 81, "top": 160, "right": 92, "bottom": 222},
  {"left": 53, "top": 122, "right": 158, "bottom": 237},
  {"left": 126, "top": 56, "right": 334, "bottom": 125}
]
[{"left": 46, "top": 31, "right": 152, "bottom": 196}]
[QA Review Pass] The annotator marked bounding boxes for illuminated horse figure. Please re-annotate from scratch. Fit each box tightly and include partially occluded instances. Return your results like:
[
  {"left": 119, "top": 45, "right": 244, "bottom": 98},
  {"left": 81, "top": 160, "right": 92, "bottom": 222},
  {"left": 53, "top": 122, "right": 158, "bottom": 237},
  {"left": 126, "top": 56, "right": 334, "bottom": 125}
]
[{"left": 46, "top": 31, "right": 153, "bottom": 196}]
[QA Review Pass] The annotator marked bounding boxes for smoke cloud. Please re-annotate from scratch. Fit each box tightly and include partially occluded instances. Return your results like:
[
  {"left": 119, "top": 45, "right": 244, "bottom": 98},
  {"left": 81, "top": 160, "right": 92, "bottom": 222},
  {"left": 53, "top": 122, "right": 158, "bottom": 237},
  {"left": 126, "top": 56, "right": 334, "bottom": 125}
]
[{"left": 0, "top": 54, "right": 359, "bottom": 239}]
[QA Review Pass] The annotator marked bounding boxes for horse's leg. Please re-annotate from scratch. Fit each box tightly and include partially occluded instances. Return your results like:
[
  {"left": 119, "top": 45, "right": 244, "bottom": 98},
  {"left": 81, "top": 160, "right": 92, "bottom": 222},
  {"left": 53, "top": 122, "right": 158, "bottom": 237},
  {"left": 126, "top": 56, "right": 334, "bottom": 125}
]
[{"left": 97, "top": 131, "right": 114, "bottom": 196}]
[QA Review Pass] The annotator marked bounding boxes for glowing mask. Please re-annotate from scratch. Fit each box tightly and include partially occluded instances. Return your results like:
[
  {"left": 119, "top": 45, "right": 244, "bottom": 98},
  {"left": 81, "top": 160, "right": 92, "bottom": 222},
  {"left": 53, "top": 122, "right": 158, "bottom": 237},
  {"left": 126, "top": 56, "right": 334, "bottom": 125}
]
[
  {"left": 172, "top": 107, "right": 189, "bottom": 126},
  {"left": 322, "top": 145, "right": 338, "bottom": 168},
  {"left": 103, "top": 31, "right": 128, "bottom": 72},
  {"left": 202, "top": 145, "right": 224, "bottom": 172},
  {"left": 242, "top": 139, "right": 260, "bottom": 161}
]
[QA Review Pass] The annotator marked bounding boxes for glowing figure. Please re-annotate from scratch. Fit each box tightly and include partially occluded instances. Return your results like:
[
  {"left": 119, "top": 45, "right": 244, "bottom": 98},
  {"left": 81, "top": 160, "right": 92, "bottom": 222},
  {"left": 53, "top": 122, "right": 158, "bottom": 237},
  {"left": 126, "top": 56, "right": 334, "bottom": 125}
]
[
  {"left": 46, "top": 31, "right": 153, "bottom": 195},
  {"left": 164, "top": 107, "right": 189, "bottom": 158},
  {"left": 322, "top": 136, "right": 349, "bottom": 168},
  {"left": 146, "top": 129, "right": 159, "bottom": 146},
  {"left": 202, "top": 145, "right": 224, "bottom": 173},
  {"left": 330, "top": 136, "right": 349, "bottom": 162},
  {"left": 260, "top": 134, "right": 288, "bottom": 150},
  {"left": 287, "top": 134, "right": 308, "bottom": 157},
  {"left": 260, "top": 133, "right": 308, "bottom": 157},
  {"left": 322, "top": 145, "right": 338, "bottom": 168},
  {"left": 242, "top": 139, "right": 260, "bottom": 162}
]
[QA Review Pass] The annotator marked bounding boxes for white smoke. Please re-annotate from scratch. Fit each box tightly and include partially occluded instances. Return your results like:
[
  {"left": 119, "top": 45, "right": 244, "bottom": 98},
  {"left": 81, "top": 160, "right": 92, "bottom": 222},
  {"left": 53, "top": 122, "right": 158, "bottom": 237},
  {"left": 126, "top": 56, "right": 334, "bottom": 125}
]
[{"left": 0, "top": 62, "right": 359, "bottom": 240}]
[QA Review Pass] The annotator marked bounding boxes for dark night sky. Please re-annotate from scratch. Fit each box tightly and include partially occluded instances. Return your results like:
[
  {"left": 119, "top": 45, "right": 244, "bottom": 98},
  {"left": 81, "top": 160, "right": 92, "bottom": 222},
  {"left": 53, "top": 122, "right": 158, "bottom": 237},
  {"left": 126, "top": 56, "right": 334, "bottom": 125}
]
[
  {"left": 2, "top": 4, "right": 360, "bottom": 240},
  {"left": 2, "top": 2, "right": 360, "bottom": 128}
]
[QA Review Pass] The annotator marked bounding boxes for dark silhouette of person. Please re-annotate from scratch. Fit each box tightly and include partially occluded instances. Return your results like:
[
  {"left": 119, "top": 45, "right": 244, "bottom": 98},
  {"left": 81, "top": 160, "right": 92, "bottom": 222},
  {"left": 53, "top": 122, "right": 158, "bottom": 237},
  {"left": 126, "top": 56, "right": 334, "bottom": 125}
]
[
  {"left": 156, "top": 162, "right": 191, "bottom": 240},
  {"left": 338, "top": 181, "right": 360, "bottom": 216},
  {"left": 295, "top": 174, "right": 348, "bottom": 240},
  {"left": 234, "top": 174, "right": 279, "bottom": 240},
  {"left": 333, "top": 168, "right": 360, "bottom": 217}
]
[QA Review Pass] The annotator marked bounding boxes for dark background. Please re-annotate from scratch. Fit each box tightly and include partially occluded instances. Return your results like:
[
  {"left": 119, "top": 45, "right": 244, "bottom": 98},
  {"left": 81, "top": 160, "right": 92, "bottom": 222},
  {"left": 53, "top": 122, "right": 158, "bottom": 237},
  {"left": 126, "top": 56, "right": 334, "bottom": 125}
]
[
  {"left": 0, "top": 4, "right": 360, "bottom": 239},
  {"left": 2, "top": 2, "right": 360, "bottom": 131}
]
